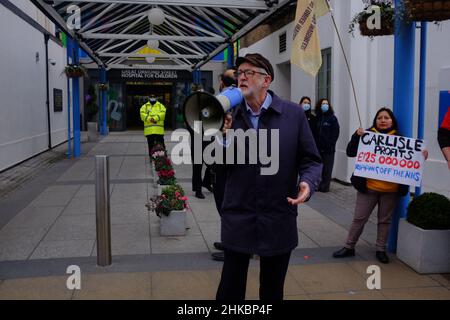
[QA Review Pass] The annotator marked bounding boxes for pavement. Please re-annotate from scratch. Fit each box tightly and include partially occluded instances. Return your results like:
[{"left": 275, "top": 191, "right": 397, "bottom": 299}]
[{"left": 0, "top": 131, "right": 449, "bottom": 300}]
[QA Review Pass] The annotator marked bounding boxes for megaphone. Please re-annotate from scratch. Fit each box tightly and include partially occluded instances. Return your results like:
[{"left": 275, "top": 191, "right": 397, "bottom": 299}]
[{"left": 183, "top": 87, "right": 243, "bottom": 132}]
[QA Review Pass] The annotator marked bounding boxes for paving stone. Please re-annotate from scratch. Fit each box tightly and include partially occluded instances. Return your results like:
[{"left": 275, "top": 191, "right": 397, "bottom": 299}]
[
  {"left": 299, "top": 218, "right": 349, "bottom": 247},
  {"left": 151, "top": 270, "right": 220, "bottom": 300},
  {"left": 297, "top": 231, "right": 319, "bottom": 249},
  {"left": 289, "top": 263, "right": 368, "bottom": 294},
  {"left": 30, "top": 240, "right": 95, "bottom": 259},
  {"left": 72, "top": 272, "right": 152, "bottom": 300},
  {"left": 2, "top": 206, "right": 63, "bottom": 230},
  {"left": 44, "top": 215, "right": 96, "bottom": 241},
  {"left": 347, "top": 260, "right": 441, "bottom": 289},
  {"left": 0, "top": 227, "right": 48, "bottom": 261},
  {"left": 30, "top": 185, "right": 80, "bottom": 207},
  {"left": 110, "top": 223, "right": 150, "bottom": 256},
  {"left": 110, "top": 204, "right": 149, "bottom": 225},
  {"left": 381, "top": 287, "right": 450, "bottom": 300},
  {"left": 0, "top": 276, "right": 73, "bottom": 300},
  {"left": 63, "top": 196, "right": 95, "bottom": 216},
  {"left": 151, "top": 235, "right": 209, "bottom": 254},
  {"left": 308, "top": 290, "right": 386, "bottom": 300}
]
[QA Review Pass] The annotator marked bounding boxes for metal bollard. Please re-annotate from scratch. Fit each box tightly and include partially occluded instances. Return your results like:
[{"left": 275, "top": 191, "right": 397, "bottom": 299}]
[{"left": 95, "top": 155, "right": 112, "bottom": 266}]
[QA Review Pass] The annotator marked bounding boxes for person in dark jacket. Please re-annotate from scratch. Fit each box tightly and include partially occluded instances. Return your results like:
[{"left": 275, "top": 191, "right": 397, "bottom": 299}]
[
  {"left": 210, "top": 69, "right": 238, "bottom": 262},
  {"left": 299, "top": 96, "right": 317, "bottom": 137},
  {"left": 333, "top": 107, "right": 428, "bottom": 264},
  {"left": 314, "top": 98, "right": 340, "bottom": 192},
  {"left": 215, "top": 53, "right": 323, "bottom": 301},
  {"left": 188, "top": 85, "right": 211, "bottom": 199}
]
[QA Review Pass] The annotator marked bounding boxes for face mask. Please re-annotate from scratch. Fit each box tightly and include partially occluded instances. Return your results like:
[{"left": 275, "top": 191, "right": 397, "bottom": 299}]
[
  {"left": 321, "top": 104, "right": 329, "bottom": 113},
  {"left": 302, "top": 104, "right": 311, "bottom": 111},
  {"left": 149, "top": 98, "right": 156, "bottom": 104}
]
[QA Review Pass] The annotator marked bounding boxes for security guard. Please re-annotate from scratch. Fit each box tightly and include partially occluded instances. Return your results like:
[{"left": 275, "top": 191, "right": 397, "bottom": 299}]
[{"left": 140, "top": 94, "right": 166, "bottom": 155}]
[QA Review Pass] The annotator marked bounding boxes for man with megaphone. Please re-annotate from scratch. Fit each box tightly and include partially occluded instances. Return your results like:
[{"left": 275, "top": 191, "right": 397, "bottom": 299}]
[{"left": 211, "top": 53, "right": 323, "bottom": 301}]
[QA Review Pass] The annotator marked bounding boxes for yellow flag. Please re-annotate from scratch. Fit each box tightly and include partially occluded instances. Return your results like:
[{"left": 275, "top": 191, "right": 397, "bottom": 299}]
[{"left": 291, "top": 0, "right": 330, "bottom": 77}]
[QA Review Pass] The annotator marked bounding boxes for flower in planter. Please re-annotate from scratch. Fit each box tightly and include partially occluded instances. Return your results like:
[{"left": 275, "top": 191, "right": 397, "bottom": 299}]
[
  {"left": 349, "top": 1, "right": 395, "bottom": 38},
  {"left": 152, "top": 150, "right": 166, "bottom": 158},
  {"left": 64, "top": 64, "right": 88, "bottom": 78},
  {"left": 157, "top": 169, "right": 176, "bottom": 185},
  {"left": 404, "top": 0, "right": 450, "bottom": 22},
  {"left": 154, "top": 156, "right": 173, "bottom": 172},
  {"left": 151, "top": 143, "right": 166, "bottom": 154},
  {"left": 146, "top": 184, "right": 188, "bottom": 217},
  {"left": 150, "top": 144, "right": 167, "bottom": 161},
  {"left": 151, "top": 151, "right": 167, "bottom": 165}
]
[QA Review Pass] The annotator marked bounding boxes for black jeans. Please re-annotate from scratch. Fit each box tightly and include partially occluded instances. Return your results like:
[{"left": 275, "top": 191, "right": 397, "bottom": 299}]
[
  {"left": 319, "top": 152, "right": 335, "bottom": 191},
  {"left": 146, "top": 134, "right": 165, "bottom": 156},
  {"left": 216, "top": 249, "right": 291, "bottom": 301}
]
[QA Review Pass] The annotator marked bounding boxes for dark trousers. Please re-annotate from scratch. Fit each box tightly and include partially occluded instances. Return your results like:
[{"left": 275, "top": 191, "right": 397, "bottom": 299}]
[
  {"left": 190, "top": 131, "right": 213, "bottom": 193},
  {"left": 216, "top": 250, "right": 291, "bottom": 301},
  {"left": 192, "top": 163, "right": 211, "bottom": 192},
  {"left": 211, "top": 165, "right": 226, "bottom": 213},
  {"left": 319, "top": 152, "right": 335, "bottom": 191},
  {"left": 146, "top": 134, "right": 165, "bottom": 156}
]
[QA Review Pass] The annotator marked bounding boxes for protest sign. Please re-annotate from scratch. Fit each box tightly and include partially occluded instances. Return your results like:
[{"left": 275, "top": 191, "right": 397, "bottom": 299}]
[{"left": 354, "top": 131, "right": 425, "bottom": 187}]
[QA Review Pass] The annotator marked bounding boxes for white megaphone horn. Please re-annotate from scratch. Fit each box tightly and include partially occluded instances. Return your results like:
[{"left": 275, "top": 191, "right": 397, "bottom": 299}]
[{"left": 183, "top": 86, "right": 243, "bottom": 132}]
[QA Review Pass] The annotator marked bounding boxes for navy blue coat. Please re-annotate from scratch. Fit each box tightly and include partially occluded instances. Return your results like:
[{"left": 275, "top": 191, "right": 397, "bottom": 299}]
[
  {"left": 220, "top": 91, "right": 323, "bottom": 256},
  {"left": 315, "top": 112, "right": 340, "bottom": 155}
]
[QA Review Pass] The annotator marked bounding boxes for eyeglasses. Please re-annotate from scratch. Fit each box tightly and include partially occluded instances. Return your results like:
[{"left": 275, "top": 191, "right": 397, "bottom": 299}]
[{"left": 235, "top": 69, "right": 268, "bottom": 78}]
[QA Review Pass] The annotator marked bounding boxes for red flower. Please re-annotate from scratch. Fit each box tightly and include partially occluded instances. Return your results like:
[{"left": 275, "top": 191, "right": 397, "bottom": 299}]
[{"left": 158, "top": 169, "right": 175, "bottom": 178}]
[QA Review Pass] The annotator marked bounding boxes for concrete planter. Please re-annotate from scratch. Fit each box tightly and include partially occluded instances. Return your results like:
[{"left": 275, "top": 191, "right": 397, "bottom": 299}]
[
  {"left": 160, "top": 209, "right": 186, "bottom": 236},
  {"left": 397, "top": 218, "right": 450, "bottom": 274}
]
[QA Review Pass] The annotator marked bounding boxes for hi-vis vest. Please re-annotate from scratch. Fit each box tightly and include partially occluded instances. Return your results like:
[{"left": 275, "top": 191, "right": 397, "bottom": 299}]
[{"left": 140, "top": 101, "right": 166, "bottom": 136}]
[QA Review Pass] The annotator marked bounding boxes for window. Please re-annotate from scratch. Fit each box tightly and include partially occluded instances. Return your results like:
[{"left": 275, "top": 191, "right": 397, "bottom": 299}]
[{"left": 316, "top": 47, "right": 332, "bottom": 102}]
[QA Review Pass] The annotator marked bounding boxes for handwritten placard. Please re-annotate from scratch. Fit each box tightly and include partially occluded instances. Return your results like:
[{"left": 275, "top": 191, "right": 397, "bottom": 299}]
[{"left": 354, "top": 131, "right": 425, "bottom": 187}]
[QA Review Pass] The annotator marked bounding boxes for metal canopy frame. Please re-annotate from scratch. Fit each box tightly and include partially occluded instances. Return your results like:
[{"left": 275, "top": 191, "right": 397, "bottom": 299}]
[{"left": 31, "top": 0, "right": 293, "bottom": 70}]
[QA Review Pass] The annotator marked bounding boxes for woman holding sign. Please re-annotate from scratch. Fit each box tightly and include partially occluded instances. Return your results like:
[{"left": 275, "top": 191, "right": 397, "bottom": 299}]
[{"left": 333, "top": 108, "right": 428, "bottom": 264}]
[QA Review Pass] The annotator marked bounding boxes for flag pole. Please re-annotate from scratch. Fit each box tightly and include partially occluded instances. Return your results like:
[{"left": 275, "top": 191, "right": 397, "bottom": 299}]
[{"left": 325, "top": 0, "right": 363, "bottom": 128}]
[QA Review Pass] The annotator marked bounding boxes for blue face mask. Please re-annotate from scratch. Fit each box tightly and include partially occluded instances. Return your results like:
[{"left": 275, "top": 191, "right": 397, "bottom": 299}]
[
  {"left": 149, "top": 98, "right": 156, "bottom": 104},
  {"left": 303, "top": 103, "right": 311, "bottom": 111},
  {"left": 321, "top": 104, "right": 329, "bottom": 113}
]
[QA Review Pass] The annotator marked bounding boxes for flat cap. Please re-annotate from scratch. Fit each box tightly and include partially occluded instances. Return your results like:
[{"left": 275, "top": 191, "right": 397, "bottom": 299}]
[{"left": 235, "top": 53, "right": 274, "bottom": 81}]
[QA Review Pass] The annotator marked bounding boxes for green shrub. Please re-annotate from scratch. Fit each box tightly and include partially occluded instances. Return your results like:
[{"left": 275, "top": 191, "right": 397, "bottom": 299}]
[{"left": 407, "top": 192, "right": 450, "bottom": 230}]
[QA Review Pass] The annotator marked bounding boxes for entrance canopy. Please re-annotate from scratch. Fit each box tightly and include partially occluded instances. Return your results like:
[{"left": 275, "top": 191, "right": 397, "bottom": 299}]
[{"left": 32, "top": 0, "right": 293, "bottom": 70}]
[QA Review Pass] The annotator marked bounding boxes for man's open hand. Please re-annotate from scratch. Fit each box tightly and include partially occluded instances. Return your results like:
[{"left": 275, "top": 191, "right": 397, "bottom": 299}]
[{"left": 287, "top": 182, "right": 310, "bottom": 205}]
